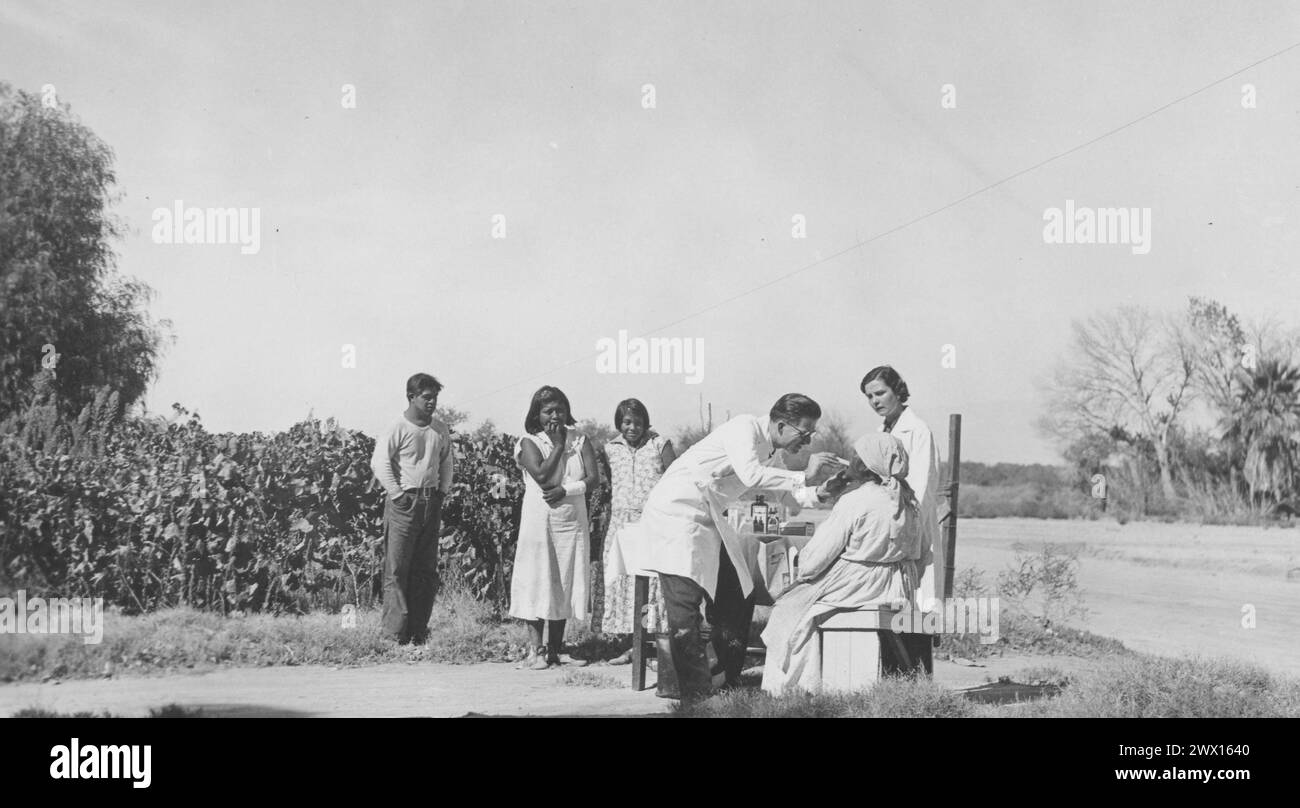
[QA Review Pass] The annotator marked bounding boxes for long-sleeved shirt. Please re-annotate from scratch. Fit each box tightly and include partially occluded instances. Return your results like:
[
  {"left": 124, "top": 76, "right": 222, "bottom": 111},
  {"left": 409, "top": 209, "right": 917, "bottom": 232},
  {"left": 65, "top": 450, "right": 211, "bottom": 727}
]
[{"left": 370, "top": 415, "right": 454, "bottom": 499}]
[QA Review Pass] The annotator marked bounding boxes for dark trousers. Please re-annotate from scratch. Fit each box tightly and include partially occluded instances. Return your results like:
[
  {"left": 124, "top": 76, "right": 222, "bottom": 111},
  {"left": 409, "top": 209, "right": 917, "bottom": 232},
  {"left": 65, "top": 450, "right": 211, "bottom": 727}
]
[
  {"left": 381, "top": 491, "right": 442, "bottom": 643},
  {"left": 658, "top": 546, "right": 754, "bottom": 698}
]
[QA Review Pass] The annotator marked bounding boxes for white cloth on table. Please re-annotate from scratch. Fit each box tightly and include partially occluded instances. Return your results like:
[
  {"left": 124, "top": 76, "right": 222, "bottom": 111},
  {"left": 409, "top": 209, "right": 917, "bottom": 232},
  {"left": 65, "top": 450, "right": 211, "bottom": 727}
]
[{"left": 507, "top": 431, "right": 590, "bottom": 621}]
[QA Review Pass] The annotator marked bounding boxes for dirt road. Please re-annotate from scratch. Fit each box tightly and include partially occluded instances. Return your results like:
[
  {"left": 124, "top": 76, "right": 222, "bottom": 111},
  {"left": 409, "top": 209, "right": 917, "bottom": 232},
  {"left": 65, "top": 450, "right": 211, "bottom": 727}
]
[
  {"left": 0, "top": 654, "right": 1077, "bottom": 718},
  {"left": 952, "top": 518, "right": 1300, "bottom": 674},
  {"left": 2, "top": 518, "right": 1294, "bottom": 716}
]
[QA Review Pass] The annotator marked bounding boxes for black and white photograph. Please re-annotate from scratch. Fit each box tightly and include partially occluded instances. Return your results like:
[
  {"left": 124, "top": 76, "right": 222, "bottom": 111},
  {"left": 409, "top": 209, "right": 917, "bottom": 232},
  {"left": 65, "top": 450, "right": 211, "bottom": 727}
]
[{"left": 0, "top": 0, "right": 1296, "bottom": 766}]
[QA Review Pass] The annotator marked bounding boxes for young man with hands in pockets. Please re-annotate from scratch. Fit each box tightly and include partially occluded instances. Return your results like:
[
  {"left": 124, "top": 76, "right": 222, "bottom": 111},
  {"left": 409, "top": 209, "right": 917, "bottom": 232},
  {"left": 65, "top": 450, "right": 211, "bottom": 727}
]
[{"left": 371, "top": 373, "right": 455, "bottom": 645}]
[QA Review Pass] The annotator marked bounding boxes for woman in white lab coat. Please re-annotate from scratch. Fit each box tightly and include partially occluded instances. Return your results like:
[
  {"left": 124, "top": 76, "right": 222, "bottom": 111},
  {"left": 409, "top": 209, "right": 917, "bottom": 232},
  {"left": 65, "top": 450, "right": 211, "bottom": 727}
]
[{"left": 860, "top": 366, "right": 944, "bottom": 611}]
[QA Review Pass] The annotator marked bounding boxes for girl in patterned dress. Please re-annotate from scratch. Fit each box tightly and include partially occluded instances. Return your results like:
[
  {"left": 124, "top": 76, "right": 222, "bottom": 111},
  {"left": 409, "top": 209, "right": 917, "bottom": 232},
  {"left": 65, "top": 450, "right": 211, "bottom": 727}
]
[{"left": 598, "top": 398, "right": 676, "bottom": 664}]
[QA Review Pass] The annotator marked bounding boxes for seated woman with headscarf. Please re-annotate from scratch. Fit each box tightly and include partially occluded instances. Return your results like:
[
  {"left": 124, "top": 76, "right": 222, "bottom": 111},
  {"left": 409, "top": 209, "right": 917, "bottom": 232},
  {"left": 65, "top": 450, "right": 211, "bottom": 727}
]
[{"left": 760, "top": 433, "right": 920, "bottom": 695}]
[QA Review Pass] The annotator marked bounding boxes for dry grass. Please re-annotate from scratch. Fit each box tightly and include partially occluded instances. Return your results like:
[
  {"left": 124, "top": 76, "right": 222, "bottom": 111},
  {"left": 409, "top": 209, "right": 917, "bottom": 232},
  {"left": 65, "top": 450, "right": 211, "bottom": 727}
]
[
  {"left": 1000, "top": 654, "right": 1300, "bottom": 718},
  {"left": 677, "top": 654, "right": 1300, "bottom": 718},
  {"left": 0, "top": 581, "right": 530, "bottom": 683},
  {"left": 560, "top": 670, "right": 623, "bottom": 689},
  {"left": 10, "top": 703, "right": 204, "bottom": 718},
  {"left": 938, "top": 611, "right": 1132, "bottom": 663},
  {"left": 674, "top": 675, "right": 976, "bottom": 718}
]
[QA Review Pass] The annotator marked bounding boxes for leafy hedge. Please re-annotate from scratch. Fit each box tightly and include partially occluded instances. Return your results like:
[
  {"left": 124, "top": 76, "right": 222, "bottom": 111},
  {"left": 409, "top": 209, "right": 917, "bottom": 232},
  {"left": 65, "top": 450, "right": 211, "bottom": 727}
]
[{"left": 0, "top": 389, "right": 529, "bottom": 614}]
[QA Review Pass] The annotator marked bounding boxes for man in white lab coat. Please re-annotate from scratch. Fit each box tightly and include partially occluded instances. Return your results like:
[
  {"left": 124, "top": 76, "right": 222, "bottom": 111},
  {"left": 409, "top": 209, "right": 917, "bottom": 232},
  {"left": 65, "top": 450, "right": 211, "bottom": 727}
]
[{"left": 638, "top": 393, "right": 847, "bottom": 698}]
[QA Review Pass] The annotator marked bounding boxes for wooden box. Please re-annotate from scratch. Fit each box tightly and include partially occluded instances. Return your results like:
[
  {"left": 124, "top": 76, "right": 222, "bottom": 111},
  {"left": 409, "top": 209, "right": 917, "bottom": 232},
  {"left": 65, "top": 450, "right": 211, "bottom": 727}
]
[{"left": 817, "top": 607, "right": 900, "bottom": 692}]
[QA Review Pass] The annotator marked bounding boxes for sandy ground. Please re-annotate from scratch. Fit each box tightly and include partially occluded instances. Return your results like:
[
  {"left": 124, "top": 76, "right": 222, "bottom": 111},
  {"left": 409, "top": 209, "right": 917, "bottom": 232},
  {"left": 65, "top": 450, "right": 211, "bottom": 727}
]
[
  {"left": 0, "top": 653, "right": 1087, "bottom": 718},
  {"left": 1, "top": 518, "right": 1295, "bottom": 716},
  {"left": 950, "top": 518, "right": 1300, "bottom": 674}
]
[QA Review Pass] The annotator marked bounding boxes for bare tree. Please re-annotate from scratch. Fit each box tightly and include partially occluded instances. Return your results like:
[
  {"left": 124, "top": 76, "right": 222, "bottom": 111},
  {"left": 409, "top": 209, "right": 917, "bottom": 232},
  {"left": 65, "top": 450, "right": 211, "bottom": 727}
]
[
  {"left": 1040, "top": 306, "right": 1194, "bottom": 500},
  {"left": 1185, "top": 296, "right": 1248, "bottom": 420}
]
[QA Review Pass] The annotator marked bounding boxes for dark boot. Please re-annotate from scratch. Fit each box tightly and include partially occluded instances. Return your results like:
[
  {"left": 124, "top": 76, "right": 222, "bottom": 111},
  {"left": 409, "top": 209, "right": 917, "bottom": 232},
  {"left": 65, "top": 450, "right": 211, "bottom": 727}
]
[
  {"left": 661, "top": 626, "right": 711, "bottom": 698},
  {"left": 654, "top": 634, "right": 680, "bottom": 698}
]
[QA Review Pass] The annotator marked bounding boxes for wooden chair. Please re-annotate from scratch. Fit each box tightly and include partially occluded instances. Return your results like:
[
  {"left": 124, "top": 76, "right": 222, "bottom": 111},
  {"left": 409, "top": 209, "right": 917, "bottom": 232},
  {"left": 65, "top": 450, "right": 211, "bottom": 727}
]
[{"left": 631, "top": 574, "right": 653, "bottom": 691}]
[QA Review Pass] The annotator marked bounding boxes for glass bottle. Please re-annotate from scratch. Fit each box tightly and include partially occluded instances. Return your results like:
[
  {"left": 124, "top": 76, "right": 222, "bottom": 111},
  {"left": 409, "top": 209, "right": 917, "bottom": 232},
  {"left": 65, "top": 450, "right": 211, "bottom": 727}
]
[{"left": 750, "top": 495, "right": 769, "bottom": 533}]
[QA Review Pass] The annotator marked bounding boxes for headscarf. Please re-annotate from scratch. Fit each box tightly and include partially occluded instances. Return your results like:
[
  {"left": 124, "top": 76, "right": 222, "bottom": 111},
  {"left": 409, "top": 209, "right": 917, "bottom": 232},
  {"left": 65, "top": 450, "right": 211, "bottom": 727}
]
[{"left": 852, "top": 433, "right": 917, "bottom": 519}]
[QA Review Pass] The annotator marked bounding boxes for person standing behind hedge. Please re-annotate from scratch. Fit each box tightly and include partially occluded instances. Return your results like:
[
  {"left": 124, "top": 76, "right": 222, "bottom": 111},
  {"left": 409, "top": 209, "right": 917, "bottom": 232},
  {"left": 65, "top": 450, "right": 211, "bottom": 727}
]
[
  {"left": 510, "top": 386, "right": 599, "bottom": 669},
  {"left": 598, "top": 398, "right": 676, "bottom": 664},
  {"left": 370, "top": 373, "right": 455, "bottom": 646}
]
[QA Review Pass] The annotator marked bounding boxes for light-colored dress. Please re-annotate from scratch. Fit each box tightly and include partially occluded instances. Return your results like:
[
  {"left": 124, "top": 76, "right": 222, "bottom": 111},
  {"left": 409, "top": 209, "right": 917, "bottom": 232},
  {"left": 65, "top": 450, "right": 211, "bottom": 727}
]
[
  {"left": 508, "top": 431, "right": 591, "bottom": 622},
  {"left": 600, "top": 432, "right": 671, "bottom": 634},
  {"left": 760, "top": 482, "right": 920, "bottom": 695}
]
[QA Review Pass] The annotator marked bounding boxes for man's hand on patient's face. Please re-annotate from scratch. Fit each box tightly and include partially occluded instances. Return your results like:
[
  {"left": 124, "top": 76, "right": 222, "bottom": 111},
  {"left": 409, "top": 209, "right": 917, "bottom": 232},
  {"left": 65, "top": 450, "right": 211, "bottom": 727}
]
[{"left": 805, "top": 452, "right": 847, "bottom": 485}]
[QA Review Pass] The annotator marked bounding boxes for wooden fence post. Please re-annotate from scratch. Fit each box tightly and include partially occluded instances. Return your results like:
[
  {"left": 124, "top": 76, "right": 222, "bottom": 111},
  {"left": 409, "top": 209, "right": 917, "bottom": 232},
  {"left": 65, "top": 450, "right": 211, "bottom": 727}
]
[{"left": 944, "top": 414, "right": 962, "bottom": 599}]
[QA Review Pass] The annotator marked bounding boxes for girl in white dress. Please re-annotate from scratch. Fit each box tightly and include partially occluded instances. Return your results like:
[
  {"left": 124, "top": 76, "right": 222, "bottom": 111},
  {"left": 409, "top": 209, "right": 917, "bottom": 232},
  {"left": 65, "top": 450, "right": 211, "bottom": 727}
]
[{"left": 509, "top": 386, "right": 599, "bottom": 669}]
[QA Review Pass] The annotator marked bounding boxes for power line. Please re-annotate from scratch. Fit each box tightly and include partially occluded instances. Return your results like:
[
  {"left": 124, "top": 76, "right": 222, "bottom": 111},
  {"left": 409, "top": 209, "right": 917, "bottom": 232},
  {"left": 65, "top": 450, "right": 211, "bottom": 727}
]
[{"left": 461, "top": 38, "right": 1300, "bottom": 409}]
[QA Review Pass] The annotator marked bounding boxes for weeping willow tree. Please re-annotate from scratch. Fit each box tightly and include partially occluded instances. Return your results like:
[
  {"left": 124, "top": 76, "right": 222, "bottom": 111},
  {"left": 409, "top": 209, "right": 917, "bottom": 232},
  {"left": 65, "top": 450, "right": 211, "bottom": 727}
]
[{"left": 0, "top": 82, "right": 171, "bottom": 419}]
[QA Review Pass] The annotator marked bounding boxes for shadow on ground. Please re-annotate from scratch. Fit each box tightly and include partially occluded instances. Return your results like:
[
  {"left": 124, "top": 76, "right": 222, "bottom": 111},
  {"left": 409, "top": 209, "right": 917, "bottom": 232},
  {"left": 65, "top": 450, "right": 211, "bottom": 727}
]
[
  {"left": 11, "top": 703, "right": 318, "bottom": 718},
  {"left": 172, "top": 703, "right": 319, "bottom": 717},
  {"left": 956, "top": 681, "right": 1062, "bottom": 704},
  {"left": 462, "top": 717, "right": 670, "bottom": 722}
]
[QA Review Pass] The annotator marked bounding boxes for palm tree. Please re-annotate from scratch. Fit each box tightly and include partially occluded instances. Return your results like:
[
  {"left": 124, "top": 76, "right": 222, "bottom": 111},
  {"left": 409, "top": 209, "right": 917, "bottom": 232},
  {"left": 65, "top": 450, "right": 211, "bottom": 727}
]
[{"left": 1223, "top": 359, "right": 1300, "bottom": 506}]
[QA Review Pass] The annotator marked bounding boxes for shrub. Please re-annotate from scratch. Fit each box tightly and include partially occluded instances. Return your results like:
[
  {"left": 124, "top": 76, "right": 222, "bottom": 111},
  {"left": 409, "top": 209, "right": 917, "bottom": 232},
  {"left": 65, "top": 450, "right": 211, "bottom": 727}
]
[
  {"left": 0, "top": 390, "right": 526, "bottom": 614},
  {"left": 939, "top": 562, "right": 1124, "bottom": 662},
  {"left": 996, "top": 543, "right": 1087, "bottom": 627}
]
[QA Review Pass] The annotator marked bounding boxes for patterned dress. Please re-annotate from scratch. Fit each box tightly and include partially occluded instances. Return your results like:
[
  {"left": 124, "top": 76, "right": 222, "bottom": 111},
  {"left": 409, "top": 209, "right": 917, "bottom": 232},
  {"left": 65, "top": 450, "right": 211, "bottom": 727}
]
[{"left": 599, "top": 432, "right": 671, "bottom": 634}]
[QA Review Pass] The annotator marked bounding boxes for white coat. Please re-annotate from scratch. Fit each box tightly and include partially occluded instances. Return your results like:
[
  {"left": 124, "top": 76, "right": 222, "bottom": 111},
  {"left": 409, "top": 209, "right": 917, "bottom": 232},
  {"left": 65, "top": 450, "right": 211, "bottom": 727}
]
[
  {"left": 638, "top": 414, "right": 820, "bottom": 599},
  {"left": 883, "top": 406, "right": 944, "bottom": 609}
]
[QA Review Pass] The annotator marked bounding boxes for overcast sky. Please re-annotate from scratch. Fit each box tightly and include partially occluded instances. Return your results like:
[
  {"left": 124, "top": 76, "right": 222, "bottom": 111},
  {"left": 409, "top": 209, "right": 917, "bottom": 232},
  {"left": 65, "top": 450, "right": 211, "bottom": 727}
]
[{"left": 3, "top": 0, "right": 1297, "bottom": 463}]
